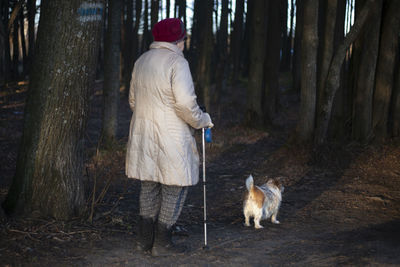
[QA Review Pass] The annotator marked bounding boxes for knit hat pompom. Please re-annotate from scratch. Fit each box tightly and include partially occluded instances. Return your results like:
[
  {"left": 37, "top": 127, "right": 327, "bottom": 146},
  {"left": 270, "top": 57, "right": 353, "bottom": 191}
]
[{"left": 152, "top": 18, "right": 186, "bottom": 43}]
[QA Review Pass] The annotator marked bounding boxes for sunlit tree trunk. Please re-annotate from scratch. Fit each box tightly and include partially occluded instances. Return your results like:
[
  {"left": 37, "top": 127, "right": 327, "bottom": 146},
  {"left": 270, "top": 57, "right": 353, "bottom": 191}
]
[
  {"left": 372, "top": 0, "right": 400, "bottom": 141},
  {"left": 2, "top": 0, "right": 105, "bottom": 219},
  {"left": 295, "top": 0, "right": 318, "bottom": 142},
  {"left": 101, "top": 0, "right": 122, "bottom": 148},
  {"left": 314, "top": 0, "right": 376, "bottom": 145},
  {"left": 19, "top": 5, "right": 27, "bottom": 77}
]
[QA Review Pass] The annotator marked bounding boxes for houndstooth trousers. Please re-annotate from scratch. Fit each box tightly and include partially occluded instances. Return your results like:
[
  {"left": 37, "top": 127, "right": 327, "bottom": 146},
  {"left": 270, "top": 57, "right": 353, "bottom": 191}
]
[{"left": 139, "top": 181, "right": 188, "bottom": 228}]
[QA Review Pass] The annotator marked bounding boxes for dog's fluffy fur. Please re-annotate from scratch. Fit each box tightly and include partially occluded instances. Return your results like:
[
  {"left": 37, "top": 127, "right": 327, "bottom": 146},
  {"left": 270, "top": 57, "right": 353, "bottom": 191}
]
[{"left": 243, "top": 175, "right": 284, "bottom": 229}]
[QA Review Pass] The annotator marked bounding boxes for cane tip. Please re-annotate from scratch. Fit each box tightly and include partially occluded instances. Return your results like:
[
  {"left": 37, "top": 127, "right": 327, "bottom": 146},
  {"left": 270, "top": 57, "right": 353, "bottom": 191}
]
[{"left": 202, "top": 245, "right": 210, "bottom": 250}]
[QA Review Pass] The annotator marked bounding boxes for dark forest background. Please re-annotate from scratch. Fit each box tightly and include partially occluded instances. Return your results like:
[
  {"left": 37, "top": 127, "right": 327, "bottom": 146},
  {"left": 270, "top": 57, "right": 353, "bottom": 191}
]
[{"left": 0, "top": 0, "right": 399, "bottom": 220}]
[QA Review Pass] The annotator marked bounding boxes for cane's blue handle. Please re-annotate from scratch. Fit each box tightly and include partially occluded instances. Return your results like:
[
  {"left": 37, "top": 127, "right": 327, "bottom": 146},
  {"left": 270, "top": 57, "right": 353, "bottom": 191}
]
[{"left": 205, "top": 128, "right": 212, "bottom": 143}]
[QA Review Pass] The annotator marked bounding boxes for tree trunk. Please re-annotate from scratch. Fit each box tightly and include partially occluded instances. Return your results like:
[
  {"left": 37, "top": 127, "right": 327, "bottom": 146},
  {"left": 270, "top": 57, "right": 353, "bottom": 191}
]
[
  {"left": 3, "top": 0, "right": 11, "bottom": 83},
  {"left": 0, "top": 0, "right": 5, "bottom": 85},
  {"left": 230, "top": 0, "right": 244, "bottom": 82},
  {"left": 315, "top": 0, "right": 337, "bottom": 137},
  {"left": 194, "top": 0, "right": 213, "bottom": 111},
  {"left": 101, "top": 0, "right": 122, "bottom": 148},
  {"left": 314, "top": 0, "right": 376, "bottom": 145},
  {"left": 12, "top": 5, "right": 19, "bottom": 80},
  {"left": 19, "top": 5, "right": 27, "bottom": 77},
  {"left": 295, "top": 0, "right": 318, "bottom": 143},
  {"left": 151, "top": 0, "right": 160, "bottom": 28},
  {"left": 166, "top": 0, "right": 170, "bottom": 18},
  {"left": 133, "top": 0, "right": 142, "bottom": 60},
  {"left": 329, "top": 0, "right": 347, "bottom": 139},
  {"left": 352, "top": 0, "right": 382, "bottom": 142},
  {"left": 392, "top": 57, "right": 400, "bottom": 137},
  {"left": 214, "top": 0, "right": 229, "bottom": 106},
  {"left": 292, "top": 0, "right": 304, "bottom": 92},
  {"left": 279, "top": 0, "right": 288, "bottom": 71},
  {"left": 372, "top": 0, "right": 400, "bottom": 141},
  {"left": 123, "top": 0, "right": 134, "bottom": 93},
  {"left": 263, "top": 0, "right": 281, "bottom": 125},
  {"left": 141, "top": 0, "right": 150, "bottom": 53},
  {"left": 245, "top": 0, "right": 267, "bottom": 127},
  {"left": 2, "top": 0, "right": 105, "bottom": 219},
  {"left": 281, "top": 0, "right": 294, "bottom": 71},
  {"left": 27, "top": 0, "right": 36, "bottom": 71}
]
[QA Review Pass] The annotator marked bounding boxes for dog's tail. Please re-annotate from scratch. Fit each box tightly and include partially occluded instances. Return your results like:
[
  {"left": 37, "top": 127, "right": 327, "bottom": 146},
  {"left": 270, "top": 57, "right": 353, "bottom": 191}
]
[{"left": 245, "top": 175, "right": 254, "bottom": 191}]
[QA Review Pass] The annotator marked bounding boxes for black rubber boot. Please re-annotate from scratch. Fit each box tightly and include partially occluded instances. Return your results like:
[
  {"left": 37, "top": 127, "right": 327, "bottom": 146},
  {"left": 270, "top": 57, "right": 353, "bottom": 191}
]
[
  {"left": 135, "top": 216, "right": 155, "bottom": 252},
  {"left": 151, "top": 223, "right": 186, "bottom": 257}
]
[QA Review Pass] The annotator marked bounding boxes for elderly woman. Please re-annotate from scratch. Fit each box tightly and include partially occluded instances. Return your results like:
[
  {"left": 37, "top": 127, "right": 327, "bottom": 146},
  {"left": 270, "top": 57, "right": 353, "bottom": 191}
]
[{"left": 125, "top": 18, "right": 213, "bottom": 256}]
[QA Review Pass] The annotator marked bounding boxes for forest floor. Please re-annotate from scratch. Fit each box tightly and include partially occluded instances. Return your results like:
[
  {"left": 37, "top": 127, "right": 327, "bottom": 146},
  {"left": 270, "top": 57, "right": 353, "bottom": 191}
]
[{"left": 0, "top": 76, "right": 399, "bottom": 266}]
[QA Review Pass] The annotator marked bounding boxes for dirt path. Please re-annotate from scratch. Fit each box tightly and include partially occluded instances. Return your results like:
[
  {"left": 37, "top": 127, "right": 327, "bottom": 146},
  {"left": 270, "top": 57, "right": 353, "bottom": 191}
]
[{"left": 1, "top": 82, "right": 399, "bottom": 266}]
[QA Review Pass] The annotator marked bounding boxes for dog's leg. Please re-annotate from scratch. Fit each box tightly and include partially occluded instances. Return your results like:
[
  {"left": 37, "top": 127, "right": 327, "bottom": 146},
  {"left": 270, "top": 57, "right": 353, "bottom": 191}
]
[
  {"left": 254, "top": 209, "right": 263, "bottom": 229},
  {"left": 254, "top": 216, "right": 263, "bottom": 229},
  {"left": 244, "top": 210, "right": 251, "bottom": 227},
  {"left": 271, "top": 213, "right": 280, "bottom": 224}
]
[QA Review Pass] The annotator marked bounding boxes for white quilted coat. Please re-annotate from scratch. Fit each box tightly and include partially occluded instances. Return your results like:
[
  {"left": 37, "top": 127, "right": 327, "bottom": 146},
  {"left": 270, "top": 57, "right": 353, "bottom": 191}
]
[{"left": 125, "top": 41, "right": 212, "bottom": 186}]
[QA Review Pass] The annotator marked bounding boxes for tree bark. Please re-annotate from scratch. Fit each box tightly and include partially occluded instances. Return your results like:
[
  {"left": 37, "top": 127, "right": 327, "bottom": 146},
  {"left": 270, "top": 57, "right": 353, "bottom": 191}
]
[
  {"left": 166, "top": 0, "right": 170, "bottom": 18},
  {"left": 295, "top": 0, "right": 318, "bottom": 143},
  {"left": 292, "top": 0, "right": 304, "bottom": 93},
  {"left": 230, "top": 0, "right": 244, "bottom": 81},
  {"left": 133, "top": 0, "right": 142, "bottom": 60},
  {"left": 123, "top": 0, "right": 134, "bottom": 92},
  {"left": 314, "top": 0, "right": 376, "bottom": 145},
  {"left": 315, "top": 0, "right": 337, "bottom": 138},
  {"left": 281, "top": 0, "right": 294, "bottom": 71},
  {"left": 101, "top": 0, "right": 122, "bottom": 148},
  {"left": 27, "top": 0, "right": 36, "bottom": 71},
  {"left": 263, "top": 0, "right": 281, "bottom": 125},
  {"left": 141, "top": 0, "right": 150, "bottom": 53},
  {"left": 352, "top": 0, "right": 382, "bottom": 142},
  {"left": 19, "top": 5, "right": 27, "bottom": 77},
  {"left": 194, "top": 0, "right": 213, "bottom": 111},
  {"left": 245, "top": 0, "right": 267, "bottom": 127},
  {"left": 2, "top": 0, "right": 11, "bottom": 83},
  {"left": 2, "top": 0, "right": 105, "bottom": 219},
  {"left": 12, "top": 3, "right": 20, "bottom": 80},
  {"left": 214, "top": 0, "right": 229, "bottom": 106},
  {"left": 0, "top": 0, "right": 5, "bottom": 84},
  {"left": 372, "top": 0, "right": 400, "bottom": 141},
  {"left": 329, "top": 0, "right": 347, "bottom": 139},
  {"left": 151, "top": 0, "right": 160, "bottom": 28},
  {"left": 392, "top": 57, "right": 400, "bottom": 137}
]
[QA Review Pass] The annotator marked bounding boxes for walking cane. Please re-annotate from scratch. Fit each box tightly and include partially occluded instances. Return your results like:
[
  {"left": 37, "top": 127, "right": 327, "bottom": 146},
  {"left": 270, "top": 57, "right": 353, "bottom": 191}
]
[{"left": 202, "top": 127, "right": 212, "bottom": 250}]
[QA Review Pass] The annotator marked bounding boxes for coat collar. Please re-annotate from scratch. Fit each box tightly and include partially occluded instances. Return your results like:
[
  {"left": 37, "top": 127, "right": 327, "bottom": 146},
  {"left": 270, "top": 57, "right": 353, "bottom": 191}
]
[{"left": 149, "top": 41, "right": 183, "bottom": 56}]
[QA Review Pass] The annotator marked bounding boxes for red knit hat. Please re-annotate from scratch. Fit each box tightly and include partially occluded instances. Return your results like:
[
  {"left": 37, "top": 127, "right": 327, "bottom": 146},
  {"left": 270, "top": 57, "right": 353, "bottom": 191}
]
[{"left": 152, "top": 18, "right": 186, "bottom": 43}]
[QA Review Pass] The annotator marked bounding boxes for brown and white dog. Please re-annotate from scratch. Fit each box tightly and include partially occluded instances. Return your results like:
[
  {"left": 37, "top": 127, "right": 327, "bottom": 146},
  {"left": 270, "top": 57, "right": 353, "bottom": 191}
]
[{"left": 243, "top": 175, "right": 284, "bottom": 229}]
